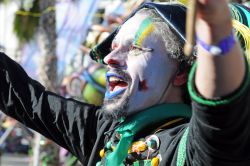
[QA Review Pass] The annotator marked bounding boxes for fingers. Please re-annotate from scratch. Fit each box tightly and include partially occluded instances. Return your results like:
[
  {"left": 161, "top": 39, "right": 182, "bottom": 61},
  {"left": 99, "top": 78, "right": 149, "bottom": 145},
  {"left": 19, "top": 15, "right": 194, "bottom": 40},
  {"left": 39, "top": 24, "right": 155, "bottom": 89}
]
[
  {"left": 195, "top": 0, "right": 232, "bottom": 44},
  {"left": 196, "top": 0, "right": 231, "bottom": 25}
]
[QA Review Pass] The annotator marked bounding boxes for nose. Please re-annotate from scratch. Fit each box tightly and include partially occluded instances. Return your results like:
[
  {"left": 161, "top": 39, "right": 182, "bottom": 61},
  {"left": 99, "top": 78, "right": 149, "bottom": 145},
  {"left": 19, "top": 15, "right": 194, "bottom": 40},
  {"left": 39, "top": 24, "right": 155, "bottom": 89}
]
[{"left": 103, "top": 50, "right": 126, "bottom": 68}]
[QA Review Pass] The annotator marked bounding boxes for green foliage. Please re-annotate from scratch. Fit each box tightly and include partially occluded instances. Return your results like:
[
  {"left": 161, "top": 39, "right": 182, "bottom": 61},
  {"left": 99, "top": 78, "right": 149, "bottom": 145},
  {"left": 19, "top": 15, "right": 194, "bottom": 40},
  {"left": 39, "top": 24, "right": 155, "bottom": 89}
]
[{"left": 13, "top": 0, "right": 40, "bottom": 42}]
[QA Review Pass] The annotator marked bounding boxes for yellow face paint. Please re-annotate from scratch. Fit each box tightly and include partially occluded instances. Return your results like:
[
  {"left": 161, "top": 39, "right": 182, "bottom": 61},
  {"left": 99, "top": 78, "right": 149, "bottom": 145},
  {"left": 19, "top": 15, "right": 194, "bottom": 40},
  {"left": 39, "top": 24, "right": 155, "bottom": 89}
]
[{"left": 134, "top": 17, "right": 155, "bottom": 47}]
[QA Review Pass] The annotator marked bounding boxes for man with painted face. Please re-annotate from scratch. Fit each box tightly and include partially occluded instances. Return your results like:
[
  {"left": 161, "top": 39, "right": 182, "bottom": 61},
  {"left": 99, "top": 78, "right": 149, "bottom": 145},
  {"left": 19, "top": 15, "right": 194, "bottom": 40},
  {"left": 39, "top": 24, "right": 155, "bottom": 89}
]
[{"left": 1, "top": 0, "right": 250, "bottom": 165}]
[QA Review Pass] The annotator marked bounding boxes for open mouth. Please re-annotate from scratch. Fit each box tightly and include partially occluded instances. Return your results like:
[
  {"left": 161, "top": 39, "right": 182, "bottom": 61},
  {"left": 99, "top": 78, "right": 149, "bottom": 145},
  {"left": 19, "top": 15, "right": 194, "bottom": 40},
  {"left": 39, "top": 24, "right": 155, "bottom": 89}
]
[{"left": 105, "top": 72, "right": 128, "bottom": 99}]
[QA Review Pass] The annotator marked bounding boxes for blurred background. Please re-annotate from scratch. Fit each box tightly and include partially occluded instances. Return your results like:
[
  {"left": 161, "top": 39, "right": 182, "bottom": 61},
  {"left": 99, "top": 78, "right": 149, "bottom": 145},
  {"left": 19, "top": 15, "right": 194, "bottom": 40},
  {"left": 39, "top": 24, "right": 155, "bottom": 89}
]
[{"left": 0, "top": 0, "right": 249, "bottom": 165}]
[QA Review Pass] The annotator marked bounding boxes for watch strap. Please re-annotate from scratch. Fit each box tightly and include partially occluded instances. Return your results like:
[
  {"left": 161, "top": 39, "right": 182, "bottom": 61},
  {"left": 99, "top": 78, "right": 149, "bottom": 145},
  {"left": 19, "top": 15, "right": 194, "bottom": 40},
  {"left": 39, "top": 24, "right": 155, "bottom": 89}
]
[{"left": 196, "top": 32, "right": 236, "bottom": 56}]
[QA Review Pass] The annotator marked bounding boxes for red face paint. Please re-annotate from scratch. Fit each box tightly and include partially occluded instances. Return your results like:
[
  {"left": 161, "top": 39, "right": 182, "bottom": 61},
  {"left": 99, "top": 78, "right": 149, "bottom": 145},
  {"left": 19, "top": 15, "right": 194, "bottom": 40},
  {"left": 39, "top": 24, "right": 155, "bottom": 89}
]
[{"left": 139, "top": 80, "right": 148, "bottom": 91}]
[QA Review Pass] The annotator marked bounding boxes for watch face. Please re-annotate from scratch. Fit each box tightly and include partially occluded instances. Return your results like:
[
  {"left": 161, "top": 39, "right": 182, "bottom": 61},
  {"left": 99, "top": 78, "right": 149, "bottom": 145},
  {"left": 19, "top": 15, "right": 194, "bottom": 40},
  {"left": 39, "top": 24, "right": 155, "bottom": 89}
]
[
  {"left": 197, "top": 32, "right": 236, "bottom": 56},
  {"left": 209, "top": 46, "right": 222, "bottom": 55}
]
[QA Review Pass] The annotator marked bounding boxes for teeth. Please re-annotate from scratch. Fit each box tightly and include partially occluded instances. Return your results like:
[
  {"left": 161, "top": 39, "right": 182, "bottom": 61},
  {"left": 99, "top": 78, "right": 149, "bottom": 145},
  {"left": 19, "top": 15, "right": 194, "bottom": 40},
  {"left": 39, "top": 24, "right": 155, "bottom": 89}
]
[{"left": 109, "top": 76, "right": 123, "bottom": 82}]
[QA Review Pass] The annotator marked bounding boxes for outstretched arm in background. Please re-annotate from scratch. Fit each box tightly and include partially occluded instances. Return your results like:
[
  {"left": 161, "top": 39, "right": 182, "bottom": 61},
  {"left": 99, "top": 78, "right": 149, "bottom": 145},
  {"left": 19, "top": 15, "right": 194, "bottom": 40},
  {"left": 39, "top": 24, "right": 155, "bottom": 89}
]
[{"left": 0, "top": 52, "right": 101, "bottom": 164}]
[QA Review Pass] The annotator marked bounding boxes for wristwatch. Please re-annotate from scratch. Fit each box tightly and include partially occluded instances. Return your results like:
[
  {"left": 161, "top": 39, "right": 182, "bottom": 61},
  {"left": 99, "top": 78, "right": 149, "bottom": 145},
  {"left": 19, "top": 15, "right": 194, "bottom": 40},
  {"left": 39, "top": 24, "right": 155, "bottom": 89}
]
[{"left": 196, "top": 32, "right": 236, "bottom": 56}]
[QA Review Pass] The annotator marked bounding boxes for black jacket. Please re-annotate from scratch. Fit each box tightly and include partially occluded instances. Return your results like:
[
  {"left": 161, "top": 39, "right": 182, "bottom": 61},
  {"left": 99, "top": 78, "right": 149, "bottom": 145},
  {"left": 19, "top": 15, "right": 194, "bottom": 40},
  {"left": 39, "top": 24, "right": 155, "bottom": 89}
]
[{"left": 1, "top": 52, "right": 250, "bottom": 165}]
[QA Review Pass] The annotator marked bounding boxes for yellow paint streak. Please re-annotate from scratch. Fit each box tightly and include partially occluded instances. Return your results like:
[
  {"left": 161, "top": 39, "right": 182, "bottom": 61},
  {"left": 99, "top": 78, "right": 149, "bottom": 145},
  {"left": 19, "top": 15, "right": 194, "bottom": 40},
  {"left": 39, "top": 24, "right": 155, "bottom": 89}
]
[{"left": 137, "top": 24, "right": 155, "bottom": 46}]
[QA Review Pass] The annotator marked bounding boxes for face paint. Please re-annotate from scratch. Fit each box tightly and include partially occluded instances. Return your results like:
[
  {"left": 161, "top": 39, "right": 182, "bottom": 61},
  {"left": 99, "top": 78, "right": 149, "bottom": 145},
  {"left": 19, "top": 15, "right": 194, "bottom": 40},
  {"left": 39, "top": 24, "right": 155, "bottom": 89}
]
[
  {"left": 138, "top": 80, "right": 148, "bottom": 91},
  {"left": 134, "top": 17, "right": 155, "bottom": 49},
  {"left": 105, "top": 73, "right": 127, "bottom": 99},
  {"left": 102, "top": 13, "right": 178, "bottom": 120}
]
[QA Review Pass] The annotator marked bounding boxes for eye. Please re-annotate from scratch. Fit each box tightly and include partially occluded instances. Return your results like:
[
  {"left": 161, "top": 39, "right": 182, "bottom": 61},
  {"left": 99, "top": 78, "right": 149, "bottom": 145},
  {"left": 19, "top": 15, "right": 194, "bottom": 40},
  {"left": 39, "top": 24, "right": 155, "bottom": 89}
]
[
  {"left": 129, "top": 45, "right": 136, "bottom": 51},
  {"left": 128, "top": 44, "right": 143, "bottom": 56},
  {"left": 130, "top": 44, "right": 154, "bottom": 52}
]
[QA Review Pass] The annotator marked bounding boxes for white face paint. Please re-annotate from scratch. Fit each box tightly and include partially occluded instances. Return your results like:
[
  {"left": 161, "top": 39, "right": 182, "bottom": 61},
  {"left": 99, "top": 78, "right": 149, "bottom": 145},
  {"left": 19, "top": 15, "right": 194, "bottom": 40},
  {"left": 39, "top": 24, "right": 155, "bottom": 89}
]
[{"left": 102, "top": 13, "right": 178, "bottom": 120}]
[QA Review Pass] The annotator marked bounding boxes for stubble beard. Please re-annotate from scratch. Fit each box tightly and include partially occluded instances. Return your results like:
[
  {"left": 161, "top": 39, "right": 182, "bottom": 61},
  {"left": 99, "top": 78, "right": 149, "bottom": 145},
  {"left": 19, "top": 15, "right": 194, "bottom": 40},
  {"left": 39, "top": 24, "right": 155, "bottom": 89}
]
[
  {"left": 101, "top": 69, "right": 131, "bottom": 120},
  {"left": 102, "top": 92, "right": 130, "bottom": 120}
]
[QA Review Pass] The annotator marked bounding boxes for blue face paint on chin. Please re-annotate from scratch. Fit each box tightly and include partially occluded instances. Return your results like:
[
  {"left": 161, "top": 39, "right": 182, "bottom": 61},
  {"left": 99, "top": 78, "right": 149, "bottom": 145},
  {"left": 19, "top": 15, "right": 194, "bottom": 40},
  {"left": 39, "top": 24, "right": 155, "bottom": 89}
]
[{"left": 105, "top": 88, "right": 126, "bottom": 99}]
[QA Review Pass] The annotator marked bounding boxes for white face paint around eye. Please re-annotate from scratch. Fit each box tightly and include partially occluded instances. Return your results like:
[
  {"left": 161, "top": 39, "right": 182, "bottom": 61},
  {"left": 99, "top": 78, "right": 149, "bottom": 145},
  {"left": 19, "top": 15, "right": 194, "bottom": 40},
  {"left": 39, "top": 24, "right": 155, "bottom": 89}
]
[{"left": 101, "top": 13, "right": 178, "bottom": 120}]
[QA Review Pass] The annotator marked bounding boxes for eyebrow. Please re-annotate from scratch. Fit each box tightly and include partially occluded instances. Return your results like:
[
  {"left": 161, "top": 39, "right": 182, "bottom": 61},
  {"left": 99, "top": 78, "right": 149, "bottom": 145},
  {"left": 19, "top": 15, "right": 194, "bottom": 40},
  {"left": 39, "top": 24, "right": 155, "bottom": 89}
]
[{"left": 111, "top": 39, "right": 154, "bottom": 53}]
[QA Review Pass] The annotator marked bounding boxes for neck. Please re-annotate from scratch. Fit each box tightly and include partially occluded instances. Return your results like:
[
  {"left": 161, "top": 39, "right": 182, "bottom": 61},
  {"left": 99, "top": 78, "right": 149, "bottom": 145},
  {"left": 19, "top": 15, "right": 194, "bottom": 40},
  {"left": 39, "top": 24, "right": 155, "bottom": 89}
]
[{"left": 160, "top": 84, "right": 184, "bottom": 104}]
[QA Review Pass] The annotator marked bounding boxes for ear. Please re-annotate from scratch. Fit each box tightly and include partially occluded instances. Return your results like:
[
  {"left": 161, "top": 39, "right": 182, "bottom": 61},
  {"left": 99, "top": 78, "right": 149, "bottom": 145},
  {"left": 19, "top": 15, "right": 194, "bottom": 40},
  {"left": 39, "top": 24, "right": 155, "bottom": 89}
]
[{"left": 173, "top": 70, "right": 188, "bottom": 86}]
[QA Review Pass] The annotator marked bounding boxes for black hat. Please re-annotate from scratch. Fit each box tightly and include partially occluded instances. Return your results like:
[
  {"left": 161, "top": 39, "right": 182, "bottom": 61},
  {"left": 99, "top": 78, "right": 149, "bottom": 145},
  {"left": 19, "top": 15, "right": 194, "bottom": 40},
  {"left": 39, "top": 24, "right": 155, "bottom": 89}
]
[{"left": 89, "top": 2, "right": 250, "bottom": 64}]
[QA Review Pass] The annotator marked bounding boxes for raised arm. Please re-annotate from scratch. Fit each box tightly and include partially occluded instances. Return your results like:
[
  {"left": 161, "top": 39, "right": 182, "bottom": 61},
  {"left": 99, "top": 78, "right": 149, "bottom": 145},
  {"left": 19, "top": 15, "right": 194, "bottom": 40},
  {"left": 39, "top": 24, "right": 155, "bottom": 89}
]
[
  {"left": 185, "top": 1, "right": 250, "bottom": 165},
  {"left": 195, "top": 0, "right": 245, "bottom": 98}
]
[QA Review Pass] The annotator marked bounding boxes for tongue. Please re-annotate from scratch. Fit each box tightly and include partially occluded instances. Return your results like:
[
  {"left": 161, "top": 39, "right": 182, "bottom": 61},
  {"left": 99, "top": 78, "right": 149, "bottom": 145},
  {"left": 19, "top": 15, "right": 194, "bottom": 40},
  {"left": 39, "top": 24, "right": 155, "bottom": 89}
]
[
  {"left": 110, "top": 81, "right": 127, "bottom": 91},
  {"left": 113, "top": 85, "right": 126, "bottom": 92}
]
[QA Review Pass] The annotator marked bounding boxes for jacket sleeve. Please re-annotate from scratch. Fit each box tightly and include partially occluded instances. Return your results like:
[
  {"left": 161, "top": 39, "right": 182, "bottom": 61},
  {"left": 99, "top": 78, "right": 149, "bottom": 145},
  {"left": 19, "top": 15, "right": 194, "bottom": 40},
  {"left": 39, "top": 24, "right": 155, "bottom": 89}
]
[
  {"left": 0, "top": 52, "right": 100, "bottom": 163},
  {"left": 186, "top": 60, "right": 250, "bottom": 165}
]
